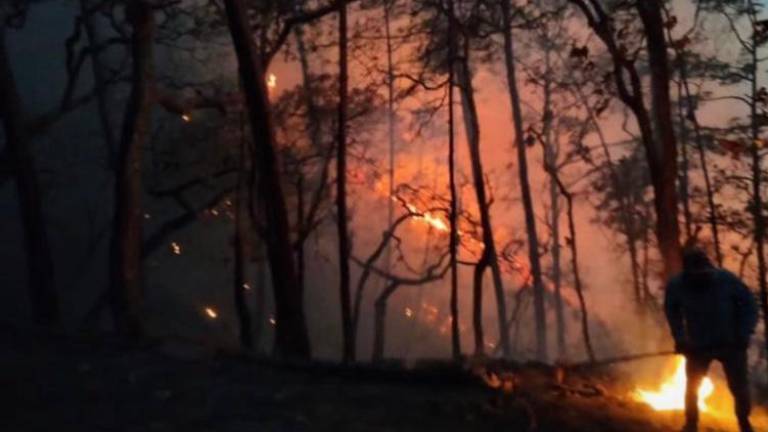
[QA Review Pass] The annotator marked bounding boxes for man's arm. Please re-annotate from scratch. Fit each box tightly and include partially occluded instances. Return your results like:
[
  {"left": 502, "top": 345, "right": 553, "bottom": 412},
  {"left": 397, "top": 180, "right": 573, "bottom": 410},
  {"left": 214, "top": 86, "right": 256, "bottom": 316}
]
[
  {"left": 664, "top": 277, "right": 686, "bottom": 349},
  {"left": 730, "top": 273, "right": 759, "bottom": 344}
]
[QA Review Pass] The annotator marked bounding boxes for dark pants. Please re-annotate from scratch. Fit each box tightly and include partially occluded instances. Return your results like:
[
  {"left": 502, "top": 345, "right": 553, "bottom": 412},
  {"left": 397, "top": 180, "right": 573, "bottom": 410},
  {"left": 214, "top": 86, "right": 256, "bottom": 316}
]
[{"left": 685, "top": 349, "right": 752, "bottom": 432}]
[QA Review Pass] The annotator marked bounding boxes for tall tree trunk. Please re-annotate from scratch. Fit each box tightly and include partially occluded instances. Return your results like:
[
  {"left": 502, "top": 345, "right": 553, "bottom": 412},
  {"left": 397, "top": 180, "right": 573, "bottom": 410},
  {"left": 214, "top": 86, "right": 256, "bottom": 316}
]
[
  {"left": 664, "top": 7, "right": 722, "bottom": 265},
  {"left": 570, "top": 0, "right": 682, "bottom": 278},
  {"left": 446, "top": 0, "right": 461, "bottom": 361},
  {"left": 501, "top": 0, "right": 547, "bottom": 362},
  {"left": 81, "top": 0, "right": 117, "bottom": 165},
  {"left": 252, "top": 255, "right": 267, "bottom": 352},
  {"left": 384, "top": 0, "right": 396, "bottom": 277},
  {"left": 110, "top": 1, "right": 154, "bottom": 340},
  {"left": 0, "top": 23, "right": 58, "bottom": 326},
  {"left": 336, "top": 0, "right": 355, "bottom": 363},
  {"left": 456, "top": 41, "right": 511, "bottom": 358},
  {"left": 372, "top": 283, "right": 399, "bottom": 362},
  {"left": 572, "top": 84, "right": 644, "bottom": 312},
  {"left": 223, "top": 0, "right": 310, "bottom": 359},
  {"left": 676, "top": 81, "right": 693, "bottom": 241},
  {"left": 234, "top": 112, "right": 253, "bottom": 350},
  {"left": 677, "top": 56, "right": 722, "bottom": 264},
  {"left": 746, "top": 1, "right": 768, "bottom": 367},
  {"left": 635, "top": 0, "right": 682, "bottom": 277},
  {"left": 472, "top": 252, "right": 488, "bottom": 355},
  {"left": 545, "top": 163, "right": 595, "bottom": 363},
  {"left": 542, "top": 48, "right": 565, "bottom": 361}
]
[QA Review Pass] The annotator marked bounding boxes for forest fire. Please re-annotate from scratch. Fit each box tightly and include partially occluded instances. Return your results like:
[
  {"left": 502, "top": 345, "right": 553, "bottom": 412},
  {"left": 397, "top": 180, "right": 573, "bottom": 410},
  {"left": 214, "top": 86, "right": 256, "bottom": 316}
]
[{"left": 634, "top": 357, "right": 714, "bottom": 412}]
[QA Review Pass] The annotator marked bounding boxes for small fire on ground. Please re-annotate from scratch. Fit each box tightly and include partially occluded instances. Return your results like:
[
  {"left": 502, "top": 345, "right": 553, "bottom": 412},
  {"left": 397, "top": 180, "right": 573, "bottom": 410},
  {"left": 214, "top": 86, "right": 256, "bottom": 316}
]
[{"left": 633, "top": 356, "right": 714, "bottom": 412}]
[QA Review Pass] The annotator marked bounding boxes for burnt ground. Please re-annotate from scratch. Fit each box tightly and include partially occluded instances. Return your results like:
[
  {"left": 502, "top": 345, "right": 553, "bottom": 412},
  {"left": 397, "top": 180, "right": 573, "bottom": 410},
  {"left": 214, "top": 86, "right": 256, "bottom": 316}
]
[{"left": 2, "top": 326, "right": 764, "bottom": 432}]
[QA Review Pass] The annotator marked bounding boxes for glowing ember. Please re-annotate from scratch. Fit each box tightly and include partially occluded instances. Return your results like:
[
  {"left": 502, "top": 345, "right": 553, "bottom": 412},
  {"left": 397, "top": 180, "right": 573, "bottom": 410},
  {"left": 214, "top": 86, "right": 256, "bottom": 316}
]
[
  {"left": 269, "top": 316, "right": 277, "bottom": 326},
  {"left": 634, "top": 356, "right": 714, "bottom": 412},
  {"left": 404, "top": 307, "right": 414, "bottom": 318},
  {"left": 170, "top": 242, "right": 182, "bottom": 255},
  {"left": 181, "top": 113, "right": 191, "bottom": 122},
  {"left": 267, "top": 73, "right": 277, "bottom": 89},
  {"left": 403, "top": 202, "right": 448, "bottom": 232},
  {"left": 204, "top": 307, "right": 218, "bottom": 319},
  {"left": 242, "top": 283, "right": 251, "bottom": 291}
]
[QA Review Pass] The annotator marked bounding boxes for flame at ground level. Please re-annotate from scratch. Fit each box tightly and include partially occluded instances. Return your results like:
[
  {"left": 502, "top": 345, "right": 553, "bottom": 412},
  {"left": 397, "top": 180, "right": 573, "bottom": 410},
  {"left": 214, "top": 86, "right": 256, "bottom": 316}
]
[{"left": 634, "top": 356, "right": 714, "bottom": 412}]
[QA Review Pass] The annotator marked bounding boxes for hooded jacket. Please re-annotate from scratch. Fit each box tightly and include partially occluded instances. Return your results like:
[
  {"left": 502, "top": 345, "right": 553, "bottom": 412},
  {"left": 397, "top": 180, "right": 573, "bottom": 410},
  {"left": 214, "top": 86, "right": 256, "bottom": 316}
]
[{"left": 665, "top": 268, "right": 758, "bottom": 351}]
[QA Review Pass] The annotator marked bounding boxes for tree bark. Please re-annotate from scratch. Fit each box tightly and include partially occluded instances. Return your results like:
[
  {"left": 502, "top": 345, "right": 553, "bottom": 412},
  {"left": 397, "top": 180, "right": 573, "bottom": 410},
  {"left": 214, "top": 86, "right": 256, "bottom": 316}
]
[
  {"left": 635, "top": 0, "right": 683, "bottom": 276},
  {"left": 223, "top": 0, "right": 310, "bottom": 359},
  {"left": 746, "top": 1, "right": 768, "bottom": 368},
  {"left": 384, "top": 0, "right": 397, "bottom": 277},
  {"left": 501, "top": 0, "right": 547, "bottom": 362},
  {"left": 456, "top": 40, "right": 511, "bottom": 358},
  {"left": 81, "top": 0, "right": 117, "bottom": 166},
  {"left": 541, "top": 47, "right": 565, "bottom": 361},
  {"left": 0, "top": 22, "right": 58, "bottom": 326},
  {"left": 234, "top": 112, "right": 253, "bottom": 350},
  {"left": 110, "top": 1, "right": 154, "bottom": 340},
  {"left": 372, "top": 282, "right": 398, "bottom": 362},
  {"left": 472, "top": 252, "right": 488, "bottom": 355},
  {"left": 336, "top": 0, "right": 355, "bottom": 363},
  {"left": 446, "top": 0, "right": 461, "bottom": 361},
  {"left": 545, "top": 163, "right": 595, "bottom": 363},
  {"left": 569, "top": 0, "right": 682, "bottom": 278}
]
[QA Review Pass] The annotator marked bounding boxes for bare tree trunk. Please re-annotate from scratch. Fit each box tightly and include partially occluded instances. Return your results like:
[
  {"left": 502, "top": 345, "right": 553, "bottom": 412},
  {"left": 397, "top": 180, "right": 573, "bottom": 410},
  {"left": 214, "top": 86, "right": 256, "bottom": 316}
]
[
  {"left": 81, "top": 0, "right": 117, "bottom": 165},
  {"left": 501, "top": 0, "right": 547, "bottom": 362},
  {"left": 110, "top": 1, "right": 154, "bottom": 340},
  {"left": 676, "top": 81, "right": 693, "bottom": 241},
  {"left": 0, "top": 23, "right": 58, "bottom": 326},
  {"left": 372, "top": 283, "right": 397, "bottom": 362},
  {"left": 456, "top": 41, "right": 510, "bottom": 358},
  {"left": 234, "top": 112, "right": 253, "bottom": 350},
  {"left": 677, "top": 57, "right": 722, "bottom": 264},
  {"left": 547, "top": 167, "right": 595, "bottom": 362},
  {"left": 472, "top": 253, "right": 488, "bottom": 355},
  {"left": 223, "top": 0, "right": 310, "bottom": 359},
  {"left": 746, "top": 1, "right": 768, "bottom": 367},
  {"left": 541, "top": 48, "right": 565, "bottom": 361},
  {"left": 570, "top": 0, "right": 682, "bottom": 278},
  {"left": 384, "top": 0, "right": 396, "bottom": 276},
  {"left": 446, "top": 0, "right": 461, "bottom": 362},
  {"left": 253, "top": 255, "right": 267, "bottom": 352},
  {"left": 635, "top": 0, "right": 682, "bottom": 277},
  {"left": 571, "top": 83, "right": 644, "bottom": 312},
  {"left": 336, "top": 0, "right": 355, "bottom": 363}
]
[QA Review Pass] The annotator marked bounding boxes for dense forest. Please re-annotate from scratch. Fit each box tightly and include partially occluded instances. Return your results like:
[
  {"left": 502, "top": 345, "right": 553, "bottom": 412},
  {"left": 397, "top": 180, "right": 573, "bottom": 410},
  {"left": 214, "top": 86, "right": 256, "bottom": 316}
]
[{"left": 3, "top": 0, "right": 768, "bottom": 430}]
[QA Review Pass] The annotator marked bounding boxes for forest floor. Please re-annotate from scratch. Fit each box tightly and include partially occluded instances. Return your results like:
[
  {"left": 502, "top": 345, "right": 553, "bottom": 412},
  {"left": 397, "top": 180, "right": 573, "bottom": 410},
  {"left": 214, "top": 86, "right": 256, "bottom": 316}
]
[{"left": 2, "top": 326, "right": 765, "bottom": 432}]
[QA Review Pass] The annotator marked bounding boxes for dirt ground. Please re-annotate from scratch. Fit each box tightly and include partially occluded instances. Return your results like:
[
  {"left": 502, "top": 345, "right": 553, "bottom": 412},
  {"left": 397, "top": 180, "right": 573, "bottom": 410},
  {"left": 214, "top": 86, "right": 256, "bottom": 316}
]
[{"left": 2, "top": 327, "right": 765, "bottom": 432}]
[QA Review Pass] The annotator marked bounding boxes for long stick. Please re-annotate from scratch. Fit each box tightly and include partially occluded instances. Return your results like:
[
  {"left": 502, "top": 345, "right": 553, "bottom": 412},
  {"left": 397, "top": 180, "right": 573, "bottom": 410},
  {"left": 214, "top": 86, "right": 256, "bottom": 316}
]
[{"left": 566, "top": 350, "right": 676, "bottom": 370}]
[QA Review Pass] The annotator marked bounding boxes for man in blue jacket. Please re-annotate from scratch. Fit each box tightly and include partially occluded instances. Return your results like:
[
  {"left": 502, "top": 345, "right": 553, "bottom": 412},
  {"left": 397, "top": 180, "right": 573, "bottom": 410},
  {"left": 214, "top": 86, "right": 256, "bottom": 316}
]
[{"left": 665, "top": 247, "right": 759, "bottom": 432}]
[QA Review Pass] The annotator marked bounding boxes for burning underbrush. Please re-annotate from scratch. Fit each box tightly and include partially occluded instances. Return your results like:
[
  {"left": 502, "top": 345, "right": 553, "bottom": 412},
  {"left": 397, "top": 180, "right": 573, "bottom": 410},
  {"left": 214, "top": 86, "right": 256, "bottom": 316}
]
[{"left": 468, "top": 354, "right": 768, "bottom": 432}]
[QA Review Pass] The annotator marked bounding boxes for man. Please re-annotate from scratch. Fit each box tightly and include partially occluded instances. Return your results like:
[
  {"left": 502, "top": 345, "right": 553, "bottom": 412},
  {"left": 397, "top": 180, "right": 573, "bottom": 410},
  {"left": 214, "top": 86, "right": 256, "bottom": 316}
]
[{"left": 665, "top": 247, "right": 758, "bottom": 432}]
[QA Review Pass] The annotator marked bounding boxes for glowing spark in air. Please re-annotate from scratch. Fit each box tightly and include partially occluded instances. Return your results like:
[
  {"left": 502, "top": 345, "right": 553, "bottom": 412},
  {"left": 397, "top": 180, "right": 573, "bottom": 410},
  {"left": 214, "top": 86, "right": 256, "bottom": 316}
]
[
  {"left": 181, "top": 113, "right": 191, "bottom": 122},
  {"left": 243, "top": 283, "right": 251, "bottom": 291},
  {"left": 405, "top": 307, "right": 414, "bottom": 318},
  {"left": 269, "top": 316, "right": 277, "bottom": 326},
  {"left": 267, "top": 73, "right": 277, "bottom": 89},
  {"left": 170, "top": 242, "right": 182, "bottom": 255},
  {"left": 204, "top": 307, "right": 218, "bottom": 319}
]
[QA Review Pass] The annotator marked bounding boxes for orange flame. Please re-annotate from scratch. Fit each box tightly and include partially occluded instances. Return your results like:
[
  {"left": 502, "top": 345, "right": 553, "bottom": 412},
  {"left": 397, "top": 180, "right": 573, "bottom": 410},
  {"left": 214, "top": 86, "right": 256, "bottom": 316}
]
[{"left": 634, "top": 356, "right": 714, "bottom": 412}]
